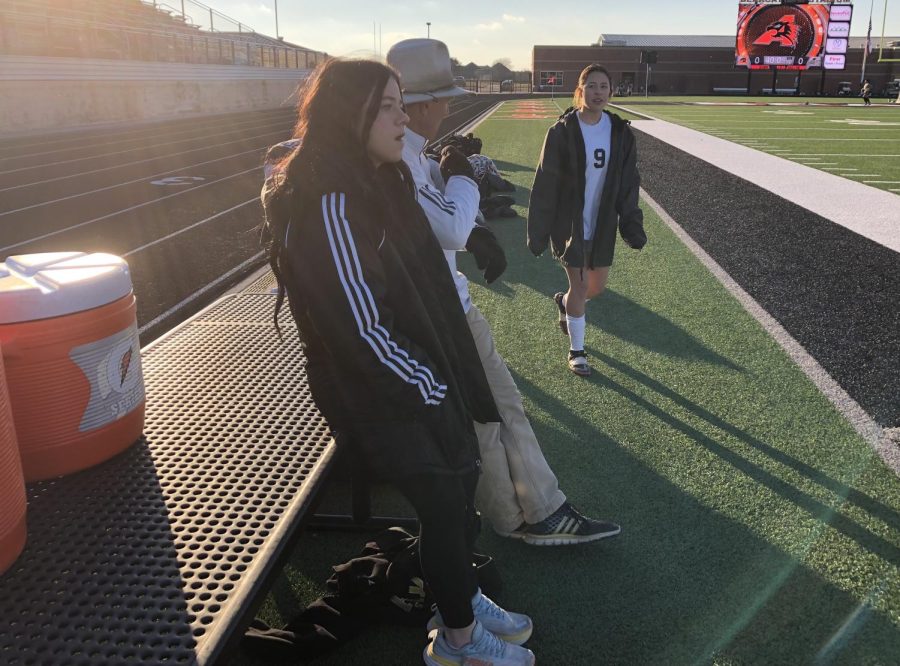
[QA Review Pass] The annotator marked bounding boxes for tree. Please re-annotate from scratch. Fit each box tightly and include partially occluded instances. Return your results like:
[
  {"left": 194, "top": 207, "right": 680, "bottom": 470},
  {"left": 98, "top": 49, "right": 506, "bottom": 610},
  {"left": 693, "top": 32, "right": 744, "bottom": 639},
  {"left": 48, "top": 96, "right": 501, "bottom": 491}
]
[{"left": 492, "top": 57, "right": 512, "bottom": 69}]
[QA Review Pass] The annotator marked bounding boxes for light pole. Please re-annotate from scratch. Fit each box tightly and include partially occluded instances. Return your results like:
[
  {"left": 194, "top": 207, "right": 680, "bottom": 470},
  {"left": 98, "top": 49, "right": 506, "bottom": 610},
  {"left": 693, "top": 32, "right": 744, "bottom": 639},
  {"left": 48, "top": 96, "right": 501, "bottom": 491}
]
[
  {"left": 426, "top": 22, "right": 431, "bottom": 38},
  {"left": 859, "top": 0, "right": 874, "bottom": 85},
  {"left": 274, "top": 0, "right": 281, "bottom": 39}
]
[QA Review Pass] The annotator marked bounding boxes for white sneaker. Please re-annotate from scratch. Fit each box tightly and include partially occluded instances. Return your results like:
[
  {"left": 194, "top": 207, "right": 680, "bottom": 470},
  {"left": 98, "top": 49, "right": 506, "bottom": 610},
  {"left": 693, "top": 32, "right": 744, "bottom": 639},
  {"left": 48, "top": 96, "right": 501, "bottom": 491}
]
[
  {"left": 423, "top": 621, "right": 536, "bottom": 666},
  {"left": 568, "top": 350, "right": 591, "bottom": 376},
  {"left": 427, "top": 590, "right": 533, "bottom": 645}
]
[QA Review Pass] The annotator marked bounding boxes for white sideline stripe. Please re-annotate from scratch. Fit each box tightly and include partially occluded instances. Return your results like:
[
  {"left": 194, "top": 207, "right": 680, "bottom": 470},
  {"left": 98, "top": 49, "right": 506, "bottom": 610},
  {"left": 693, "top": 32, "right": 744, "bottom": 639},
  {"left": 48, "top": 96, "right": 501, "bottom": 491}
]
[
  {"left": 660, "top": 124, "right": 897, "bottom": 132},
  {"left": 137, "top": 251, "right": 265, "bottom": 336},
  {"left": 785, "top": 154, "right": 900, "bottom": 157},
  {"left": 0, "top": 146, "right": 265, "bottom": 215},
  {"left": 641, "top": 189, "right": 895, "bottom": 474},
  {"left": 124, "top": 199, "right": 257, "bottom": 257},
  {"left": 0, "top": 126, "right": 285, "bottom": 194},
  {"left": 862, "top": 180, "right": 900, "bottom": 184},
  {"left": 0, "top": 117, "right": 285, "bottom": 175},
  {"left": 0, "top": 166, "right": 259, "bottom": 254},
  {"left": 822, "top": 168, "right": 859, "bottom": 171},
  {"left": 701, "top": 137, "right": 892, "bottom": 141},
  {"left": 630, "top": 118, "right": 900, "bottom": 254},
  {"left": 660, "top": 126, "right": 898, "bottom": 131}
]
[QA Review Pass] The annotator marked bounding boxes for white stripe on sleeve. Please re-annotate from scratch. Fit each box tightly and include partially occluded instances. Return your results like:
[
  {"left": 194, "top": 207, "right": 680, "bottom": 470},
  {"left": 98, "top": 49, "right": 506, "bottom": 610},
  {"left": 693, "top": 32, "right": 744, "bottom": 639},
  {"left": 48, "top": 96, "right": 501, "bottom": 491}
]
[{"left": 320, "top": 192, "right": 447, "bottom": 405}]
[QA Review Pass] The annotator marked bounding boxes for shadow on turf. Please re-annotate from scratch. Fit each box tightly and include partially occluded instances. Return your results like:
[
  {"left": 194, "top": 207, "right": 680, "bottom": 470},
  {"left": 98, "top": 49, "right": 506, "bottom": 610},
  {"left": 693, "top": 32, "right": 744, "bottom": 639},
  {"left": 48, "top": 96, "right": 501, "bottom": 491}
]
[
  {"left": 506, "top": 368, "right": 900, "bottom": 663},
  {"left": 592, "top": 351, "right": 900, "bottom": 534},
  {"left": 542, "top": 354, "right": 900, "bottom": 565},
  {"left": 597, "top": 290, "right": 743, "bottom": 370},
  {"left": 492, "top": 159, "right": 533, "bottom": 175}
]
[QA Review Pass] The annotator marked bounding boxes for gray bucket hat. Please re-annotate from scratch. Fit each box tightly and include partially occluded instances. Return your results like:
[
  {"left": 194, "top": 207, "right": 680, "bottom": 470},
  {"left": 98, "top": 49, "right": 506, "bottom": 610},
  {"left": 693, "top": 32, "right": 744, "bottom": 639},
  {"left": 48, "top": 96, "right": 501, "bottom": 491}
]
[{"left": 386, "top": 38, "right": 468, "bottom": 104}]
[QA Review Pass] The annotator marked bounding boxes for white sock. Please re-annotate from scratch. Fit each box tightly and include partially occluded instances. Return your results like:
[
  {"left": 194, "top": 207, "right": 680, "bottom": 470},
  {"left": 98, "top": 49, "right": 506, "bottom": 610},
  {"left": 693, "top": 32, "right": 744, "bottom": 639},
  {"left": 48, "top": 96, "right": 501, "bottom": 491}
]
[{"left": 566, "top": 314, "right": 585, "bottom": 352}]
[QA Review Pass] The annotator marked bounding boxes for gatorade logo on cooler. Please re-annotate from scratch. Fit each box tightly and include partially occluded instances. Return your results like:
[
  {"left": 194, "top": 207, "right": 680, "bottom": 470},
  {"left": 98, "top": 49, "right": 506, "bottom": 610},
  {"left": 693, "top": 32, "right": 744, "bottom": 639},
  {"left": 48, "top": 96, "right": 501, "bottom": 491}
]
[{"left": 71, "top": 324, "right": 145, "bottom": 431}]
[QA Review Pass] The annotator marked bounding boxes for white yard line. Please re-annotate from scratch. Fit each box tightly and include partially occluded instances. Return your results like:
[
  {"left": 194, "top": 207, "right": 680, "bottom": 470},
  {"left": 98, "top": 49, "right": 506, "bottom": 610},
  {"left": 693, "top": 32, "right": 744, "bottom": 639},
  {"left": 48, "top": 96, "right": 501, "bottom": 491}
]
[{"left": 0, "top": 166, "right": 259, "bottom": 255}]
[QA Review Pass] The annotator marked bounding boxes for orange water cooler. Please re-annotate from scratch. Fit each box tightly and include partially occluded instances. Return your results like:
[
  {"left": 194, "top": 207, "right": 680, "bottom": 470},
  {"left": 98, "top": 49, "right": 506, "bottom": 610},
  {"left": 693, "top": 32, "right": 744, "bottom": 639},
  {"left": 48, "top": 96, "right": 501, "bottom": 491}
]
[
  {"left": 0, "top": 340, "right": 27, "bottom": 575},
  {"left": 0, "top": 252, "right": 145, "bottom": 482}
]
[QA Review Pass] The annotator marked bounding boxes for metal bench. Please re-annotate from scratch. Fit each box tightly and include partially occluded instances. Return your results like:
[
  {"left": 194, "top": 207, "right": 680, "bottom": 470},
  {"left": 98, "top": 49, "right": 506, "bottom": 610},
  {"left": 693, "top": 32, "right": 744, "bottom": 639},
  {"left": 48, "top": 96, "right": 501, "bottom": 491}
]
[{"left": 0, "top": 275, "right": 338, "bottom": 665}]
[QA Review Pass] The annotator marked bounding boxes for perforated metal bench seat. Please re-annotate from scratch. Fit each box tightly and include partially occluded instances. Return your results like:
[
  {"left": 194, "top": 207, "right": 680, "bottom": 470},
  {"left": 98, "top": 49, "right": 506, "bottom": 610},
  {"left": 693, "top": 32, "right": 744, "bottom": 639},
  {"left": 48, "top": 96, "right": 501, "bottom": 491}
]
[{"left": 0, "top": 280, "right": 336, "bottom": 665}]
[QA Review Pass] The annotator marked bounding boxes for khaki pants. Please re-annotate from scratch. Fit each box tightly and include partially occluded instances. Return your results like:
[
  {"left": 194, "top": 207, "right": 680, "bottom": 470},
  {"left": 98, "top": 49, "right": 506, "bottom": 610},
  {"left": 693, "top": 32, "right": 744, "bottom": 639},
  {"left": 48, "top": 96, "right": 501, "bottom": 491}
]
[{"left": 467, "top": 306, "right": 566, "bottom": 532}]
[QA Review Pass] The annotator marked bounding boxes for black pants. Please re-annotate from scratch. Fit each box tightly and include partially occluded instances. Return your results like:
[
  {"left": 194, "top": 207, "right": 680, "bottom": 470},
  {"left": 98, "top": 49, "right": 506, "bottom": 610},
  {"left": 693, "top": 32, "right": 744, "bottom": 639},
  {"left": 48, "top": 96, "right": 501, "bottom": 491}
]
[{"left": 394, "top": 470, "right": 480, "bottom": 629}]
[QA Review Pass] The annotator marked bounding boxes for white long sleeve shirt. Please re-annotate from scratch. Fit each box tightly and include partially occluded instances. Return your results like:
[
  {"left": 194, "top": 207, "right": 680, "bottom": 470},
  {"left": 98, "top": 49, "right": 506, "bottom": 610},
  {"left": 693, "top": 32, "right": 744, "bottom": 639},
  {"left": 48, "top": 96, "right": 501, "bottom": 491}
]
[{"left": 402, "top": 129, "right": 481, "bottom": 313}]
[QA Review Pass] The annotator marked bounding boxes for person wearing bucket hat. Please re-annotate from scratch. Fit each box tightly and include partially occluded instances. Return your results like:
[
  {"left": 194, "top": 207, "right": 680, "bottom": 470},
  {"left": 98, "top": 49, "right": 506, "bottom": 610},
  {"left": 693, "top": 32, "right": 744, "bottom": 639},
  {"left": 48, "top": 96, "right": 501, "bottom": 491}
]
[{"left": 388, "top": 39, "right": 621, "bottom": 555}]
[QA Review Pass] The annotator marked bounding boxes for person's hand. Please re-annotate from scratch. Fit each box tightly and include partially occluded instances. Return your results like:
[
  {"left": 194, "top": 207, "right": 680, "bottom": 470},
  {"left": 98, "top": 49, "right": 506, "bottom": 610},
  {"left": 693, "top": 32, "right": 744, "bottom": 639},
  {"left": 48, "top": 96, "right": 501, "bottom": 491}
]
[
  {"left": 465, "top": 225, "right": 507, "bottom": 283},
  {"left": 527, "top": 237, "right": 547, "bottom": 257},
  {"left": 619, "top": 219, "right": 647, "bottom": 250},
  {"left": 439, "top": 146, "right": 475, "bottom": 182}
]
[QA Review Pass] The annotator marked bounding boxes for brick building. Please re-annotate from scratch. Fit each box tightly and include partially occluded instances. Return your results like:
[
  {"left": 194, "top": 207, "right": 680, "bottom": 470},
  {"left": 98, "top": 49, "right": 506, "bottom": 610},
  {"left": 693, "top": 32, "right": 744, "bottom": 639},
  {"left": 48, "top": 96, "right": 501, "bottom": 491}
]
[{"left": 533, "top": 34, "right": 899, "bottom": 96}]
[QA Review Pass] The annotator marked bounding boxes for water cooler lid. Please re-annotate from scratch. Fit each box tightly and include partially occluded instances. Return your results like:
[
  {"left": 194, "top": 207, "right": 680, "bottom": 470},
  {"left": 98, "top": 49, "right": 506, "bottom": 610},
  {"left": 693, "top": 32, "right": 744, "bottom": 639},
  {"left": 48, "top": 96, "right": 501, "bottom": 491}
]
[{"left": 0, "top": 252, "right": 133, "bottom": 324}]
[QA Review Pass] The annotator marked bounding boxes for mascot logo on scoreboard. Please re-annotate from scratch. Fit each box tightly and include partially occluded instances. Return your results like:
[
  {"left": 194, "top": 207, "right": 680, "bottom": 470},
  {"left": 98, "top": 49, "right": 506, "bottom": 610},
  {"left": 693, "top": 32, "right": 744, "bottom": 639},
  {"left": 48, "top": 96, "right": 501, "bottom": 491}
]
[{"left": 753, "top": 15, "right": 799, "bottom": 48}]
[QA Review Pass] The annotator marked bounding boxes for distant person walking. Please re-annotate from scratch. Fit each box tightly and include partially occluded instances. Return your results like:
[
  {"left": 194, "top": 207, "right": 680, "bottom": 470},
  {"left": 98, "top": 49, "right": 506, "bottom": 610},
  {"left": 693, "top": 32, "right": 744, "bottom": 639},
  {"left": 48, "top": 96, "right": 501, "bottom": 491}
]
[
  {"left": 527, "top": 64, "right": 646, "bottom": 376},
  {"left": 862, "top": 79, "right": 872, "bottom": 106}
]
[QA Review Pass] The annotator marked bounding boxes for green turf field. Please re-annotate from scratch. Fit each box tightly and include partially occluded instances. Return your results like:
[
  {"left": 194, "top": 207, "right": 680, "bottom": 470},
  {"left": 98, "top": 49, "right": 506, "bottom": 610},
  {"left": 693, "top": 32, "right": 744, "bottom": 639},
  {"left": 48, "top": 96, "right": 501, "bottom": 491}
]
[
  {"left": 611, "top": 96, "right": 900, "bottom": 194},
  {"left": 243, "top": 100, "right": 900, "bottom": 666}
]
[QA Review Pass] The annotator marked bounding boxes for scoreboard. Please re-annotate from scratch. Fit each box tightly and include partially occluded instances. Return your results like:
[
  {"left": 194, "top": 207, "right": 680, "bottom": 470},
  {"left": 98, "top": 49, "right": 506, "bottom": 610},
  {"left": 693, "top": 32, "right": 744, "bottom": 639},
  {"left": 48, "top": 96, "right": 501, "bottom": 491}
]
[{"left": 736, "top": 0, "right": 853, "bottom": 70}]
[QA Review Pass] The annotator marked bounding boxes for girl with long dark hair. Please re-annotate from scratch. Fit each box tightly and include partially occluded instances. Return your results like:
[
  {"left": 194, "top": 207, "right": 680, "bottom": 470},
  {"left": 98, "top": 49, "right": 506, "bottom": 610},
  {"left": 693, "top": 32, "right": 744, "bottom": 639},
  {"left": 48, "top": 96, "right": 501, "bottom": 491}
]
[{"left": 262, "top": 58, "right": 535, "bottom": 665}]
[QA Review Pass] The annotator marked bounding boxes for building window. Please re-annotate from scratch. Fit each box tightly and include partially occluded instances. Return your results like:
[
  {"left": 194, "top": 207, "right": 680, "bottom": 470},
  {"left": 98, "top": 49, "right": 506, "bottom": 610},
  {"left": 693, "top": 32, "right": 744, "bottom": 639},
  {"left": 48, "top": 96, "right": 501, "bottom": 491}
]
[{"left": 540, "top": 71, "right": 563, "bottom": 86}]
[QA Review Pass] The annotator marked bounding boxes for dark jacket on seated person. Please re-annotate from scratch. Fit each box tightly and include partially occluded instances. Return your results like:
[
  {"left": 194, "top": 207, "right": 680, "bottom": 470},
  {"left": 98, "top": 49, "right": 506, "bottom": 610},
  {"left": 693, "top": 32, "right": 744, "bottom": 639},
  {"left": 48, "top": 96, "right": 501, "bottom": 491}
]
[{"left": 266, "top": 156, "right": 500, "bottom": 480}]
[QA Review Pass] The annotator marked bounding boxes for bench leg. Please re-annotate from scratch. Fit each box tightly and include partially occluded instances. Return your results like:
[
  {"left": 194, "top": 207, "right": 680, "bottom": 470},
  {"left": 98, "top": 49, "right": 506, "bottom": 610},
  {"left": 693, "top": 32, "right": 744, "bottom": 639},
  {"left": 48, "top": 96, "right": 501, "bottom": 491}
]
[{"left": 308, "top": 441, "right": 418, "bottom": 532}]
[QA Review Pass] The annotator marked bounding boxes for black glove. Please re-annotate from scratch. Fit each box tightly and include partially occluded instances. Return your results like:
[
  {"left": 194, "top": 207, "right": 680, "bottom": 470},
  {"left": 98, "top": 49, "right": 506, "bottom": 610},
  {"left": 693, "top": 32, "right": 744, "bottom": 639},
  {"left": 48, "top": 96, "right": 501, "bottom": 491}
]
[
  {"left": 440, "top": 146, "right": 475, "bottom": 182},
  {"left": 465, "top": 225, "right": 507, "bottom": 284},
  {"left": 619, "top": 218, "right": 647, "bottom": 250}
]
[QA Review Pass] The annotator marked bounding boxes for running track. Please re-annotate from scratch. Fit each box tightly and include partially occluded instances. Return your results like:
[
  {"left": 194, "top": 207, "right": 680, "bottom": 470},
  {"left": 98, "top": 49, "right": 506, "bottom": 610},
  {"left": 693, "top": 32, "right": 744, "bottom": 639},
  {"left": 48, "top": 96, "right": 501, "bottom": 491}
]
[{"left": 0, "top": 96, "right": 506, "bottom": 344}]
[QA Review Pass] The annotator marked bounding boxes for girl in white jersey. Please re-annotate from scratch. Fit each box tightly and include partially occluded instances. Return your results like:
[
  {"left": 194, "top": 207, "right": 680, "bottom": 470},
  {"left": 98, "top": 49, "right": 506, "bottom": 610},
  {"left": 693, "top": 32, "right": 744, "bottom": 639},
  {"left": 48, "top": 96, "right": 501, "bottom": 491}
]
[{"left": 527, "top": 64, "right": 646, "bottom": 376}]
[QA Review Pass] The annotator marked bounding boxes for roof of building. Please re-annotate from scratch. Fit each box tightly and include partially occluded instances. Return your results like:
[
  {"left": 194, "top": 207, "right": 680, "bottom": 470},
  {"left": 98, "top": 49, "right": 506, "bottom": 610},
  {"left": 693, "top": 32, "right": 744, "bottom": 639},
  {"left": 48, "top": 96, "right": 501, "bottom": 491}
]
[{"left": 594, "top": 34, "right": 900, "bottom": 50}]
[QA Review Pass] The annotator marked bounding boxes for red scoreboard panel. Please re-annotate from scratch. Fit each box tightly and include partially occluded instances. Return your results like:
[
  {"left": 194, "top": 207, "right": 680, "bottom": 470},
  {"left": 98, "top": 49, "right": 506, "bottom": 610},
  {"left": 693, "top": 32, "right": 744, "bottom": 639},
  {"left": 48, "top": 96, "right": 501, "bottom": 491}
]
[{"left": 736, "top": 0, "right": 853, "bottom": 70}]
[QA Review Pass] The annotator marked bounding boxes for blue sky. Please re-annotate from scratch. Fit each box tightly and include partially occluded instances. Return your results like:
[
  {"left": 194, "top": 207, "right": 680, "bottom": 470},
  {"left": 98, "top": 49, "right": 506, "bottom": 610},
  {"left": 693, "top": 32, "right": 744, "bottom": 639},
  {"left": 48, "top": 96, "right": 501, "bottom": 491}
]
[{"left": 210, "top": 1, "right": 899, "bottom": 69}]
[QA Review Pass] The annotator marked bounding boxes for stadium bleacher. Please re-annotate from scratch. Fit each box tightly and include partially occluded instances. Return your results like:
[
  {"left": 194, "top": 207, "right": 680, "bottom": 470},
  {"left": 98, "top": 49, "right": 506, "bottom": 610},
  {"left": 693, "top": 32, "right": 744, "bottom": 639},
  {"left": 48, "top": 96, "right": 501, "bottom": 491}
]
[{"left": 0, "top": 0, "right": 324, "bottom": 67}]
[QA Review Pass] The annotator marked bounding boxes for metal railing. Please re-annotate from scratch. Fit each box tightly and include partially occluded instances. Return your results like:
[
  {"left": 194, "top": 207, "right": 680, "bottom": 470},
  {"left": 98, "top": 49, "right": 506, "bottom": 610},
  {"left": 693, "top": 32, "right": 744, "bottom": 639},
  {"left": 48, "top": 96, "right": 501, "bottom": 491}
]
[{"left": 0, "top": 2, "right": 325, "bottom": 68}]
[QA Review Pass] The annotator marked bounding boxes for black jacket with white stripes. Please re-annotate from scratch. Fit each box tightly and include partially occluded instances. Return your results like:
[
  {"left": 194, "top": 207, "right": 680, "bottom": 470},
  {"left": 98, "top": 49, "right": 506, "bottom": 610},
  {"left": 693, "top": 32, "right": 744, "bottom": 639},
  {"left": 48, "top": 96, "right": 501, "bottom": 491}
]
[{"left": 273, "top": 163, "right": 500, "bottom": 480}]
